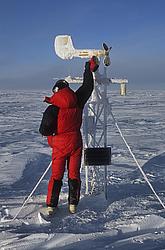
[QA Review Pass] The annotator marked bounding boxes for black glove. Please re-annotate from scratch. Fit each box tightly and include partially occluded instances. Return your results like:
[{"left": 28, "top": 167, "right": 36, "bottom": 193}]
[{"left": 43, "top": 96, "right": 51, "bottom": 103}]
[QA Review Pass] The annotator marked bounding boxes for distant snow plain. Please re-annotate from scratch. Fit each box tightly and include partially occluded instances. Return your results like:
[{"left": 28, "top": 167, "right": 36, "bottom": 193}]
[{"left": 0, "top": 88, "right": 165, "bottom": 250}]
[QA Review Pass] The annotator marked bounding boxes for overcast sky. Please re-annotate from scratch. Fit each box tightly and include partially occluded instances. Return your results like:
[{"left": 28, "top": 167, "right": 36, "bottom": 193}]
[{"left": 0, "top": 0, "right": 165, "bottom": 90}]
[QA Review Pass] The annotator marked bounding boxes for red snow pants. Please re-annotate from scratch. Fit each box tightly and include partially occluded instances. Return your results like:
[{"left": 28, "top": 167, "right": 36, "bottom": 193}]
[{"left": 46, "top": 131, "right": 83, "bottom": 206}]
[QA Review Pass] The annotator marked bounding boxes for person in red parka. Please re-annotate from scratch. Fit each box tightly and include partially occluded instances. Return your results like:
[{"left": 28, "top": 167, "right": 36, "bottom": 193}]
[{"left": 44, "top": 57, "right": 99, "bottom": 214}]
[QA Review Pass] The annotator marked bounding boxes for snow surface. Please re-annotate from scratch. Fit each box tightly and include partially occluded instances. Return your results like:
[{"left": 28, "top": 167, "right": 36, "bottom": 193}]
[{"left": 0, "top": 89, "right": 165, "bottom": 250}]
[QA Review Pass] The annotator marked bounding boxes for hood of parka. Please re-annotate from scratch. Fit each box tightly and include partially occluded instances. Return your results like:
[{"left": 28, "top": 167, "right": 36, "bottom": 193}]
[{"left": 52, "top": 87, "right": 77, "bottom": 108}]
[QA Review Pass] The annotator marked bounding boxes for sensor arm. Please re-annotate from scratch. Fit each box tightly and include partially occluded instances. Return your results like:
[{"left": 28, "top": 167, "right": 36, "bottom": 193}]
[{"left": 55, "top": 35, "right": 109, "bottom": 60}]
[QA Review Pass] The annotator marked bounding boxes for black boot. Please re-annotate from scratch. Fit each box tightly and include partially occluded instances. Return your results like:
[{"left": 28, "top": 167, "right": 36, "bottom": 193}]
[
  {"left": 48, "top": 179, "right": 62, "bottom": 207},
  {"left": 68, "top": 179, "right": 81, "bottom": 206}
]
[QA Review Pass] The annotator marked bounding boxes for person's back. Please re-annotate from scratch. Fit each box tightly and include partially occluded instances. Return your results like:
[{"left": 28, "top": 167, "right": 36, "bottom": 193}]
[{"left": 46, "top": 87, "right": 82, "bottom": 135}]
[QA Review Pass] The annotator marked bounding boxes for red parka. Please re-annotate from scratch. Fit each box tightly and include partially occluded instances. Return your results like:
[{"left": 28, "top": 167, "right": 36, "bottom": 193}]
[
  {"left": 45, "top": 63, "right": 94, "bottom": 207},
  {"left": 46, "top": 87, "right": 83, "bottom": 152}
]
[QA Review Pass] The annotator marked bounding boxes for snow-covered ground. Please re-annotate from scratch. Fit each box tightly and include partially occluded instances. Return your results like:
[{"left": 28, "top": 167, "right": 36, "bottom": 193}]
[{"left": 0, "top": 89, "right": 165, "bottom": 250}]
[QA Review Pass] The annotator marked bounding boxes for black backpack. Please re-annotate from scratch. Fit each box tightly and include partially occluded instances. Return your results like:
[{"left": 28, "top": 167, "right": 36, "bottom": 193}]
[{"left": 39, "top": 105, "right": 59, "bottom": 136}]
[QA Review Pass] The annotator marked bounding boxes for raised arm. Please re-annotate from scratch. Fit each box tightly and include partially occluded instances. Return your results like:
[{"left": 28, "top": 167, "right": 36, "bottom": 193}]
[{"left": 76, "top": 56, "right": 99, "bottom": 108}]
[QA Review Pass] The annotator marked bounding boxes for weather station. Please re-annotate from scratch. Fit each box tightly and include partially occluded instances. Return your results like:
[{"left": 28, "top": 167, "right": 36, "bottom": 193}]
[{"left": 54, "top": 35, "right": 128, "bottom": 199}]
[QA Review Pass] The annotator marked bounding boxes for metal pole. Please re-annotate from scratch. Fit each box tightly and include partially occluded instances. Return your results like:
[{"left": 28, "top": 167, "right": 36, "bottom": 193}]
[
  {"left": 103, "top": 66, "right": 108, "bottom": 200},
  {"left": 85, "top": 165, "right": 89, "bottom": 194}
]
